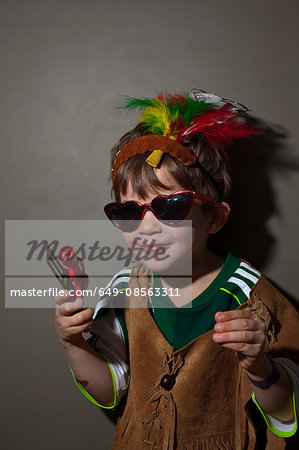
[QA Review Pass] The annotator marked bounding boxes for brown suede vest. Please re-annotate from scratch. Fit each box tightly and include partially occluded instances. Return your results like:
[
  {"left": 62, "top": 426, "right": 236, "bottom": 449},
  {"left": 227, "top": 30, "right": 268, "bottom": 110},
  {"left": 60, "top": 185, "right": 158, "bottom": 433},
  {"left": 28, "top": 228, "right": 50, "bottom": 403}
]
[{"left": 111, "top": 261, "right": 298, "bottom": 449}]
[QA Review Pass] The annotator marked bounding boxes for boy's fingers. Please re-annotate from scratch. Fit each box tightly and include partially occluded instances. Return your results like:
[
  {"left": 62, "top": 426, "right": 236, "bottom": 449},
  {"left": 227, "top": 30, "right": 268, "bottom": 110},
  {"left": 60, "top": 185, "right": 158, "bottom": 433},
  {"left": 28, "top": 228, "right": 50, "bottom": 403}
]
[
  {"left": 66, "top": 321, "right": 94, "bottom": 336},
  {"left": 54, "top": 290, "right": 73, "bottom": 305},
  {"left": 214, "top": 310, "right": 257, "bottom": 323},
  {"left": 67, "top": 307, "right": 94, "bottom": 325},
  {"left": 214, "top": 318, "right": 262, "bottom": 333},
  {"left": 57, "top": 297, "right": 84, "bottom": 315},
  {"left": 212, "top": 330, "right": 263, "bottom": 345}
]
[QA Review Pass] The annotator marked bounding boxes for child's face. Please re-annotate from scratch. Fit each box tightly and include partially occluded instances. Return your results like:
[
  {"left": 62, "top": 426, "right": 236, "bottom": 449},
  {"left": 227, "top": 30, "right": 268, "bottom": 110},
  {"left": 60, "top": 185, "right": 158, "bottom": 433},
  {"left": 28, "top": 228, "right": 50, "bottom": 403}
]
[{"left": 119, "top": 165, "right": 216, "bottom": 275}]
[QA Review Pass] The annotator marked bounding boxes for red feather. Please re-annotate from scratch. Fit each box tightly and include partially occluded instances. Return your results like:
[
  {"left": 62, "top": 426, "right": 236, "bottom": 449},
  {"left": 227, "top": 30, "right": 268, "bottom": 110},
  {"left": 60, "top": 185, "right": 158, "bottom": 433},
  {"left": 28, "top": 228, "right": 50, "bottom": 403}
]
[
  {"left": 177, "top": 109, "right": 261, "bottom": 146},
  {"left": 157, "top": 91, "right": 187, "bottom": 106}
]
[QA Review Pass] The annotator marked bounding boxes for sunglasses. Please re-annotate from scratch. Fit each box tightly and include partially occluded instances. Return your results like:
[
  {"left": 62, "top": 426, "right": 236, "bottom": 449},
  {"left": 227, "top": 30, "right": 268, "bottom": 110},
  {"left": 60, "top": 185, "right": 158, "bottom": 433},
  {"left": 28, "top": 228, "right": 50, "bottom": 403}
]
[{"left": 104, "top": 190, "right": 216, "bottom": 232}]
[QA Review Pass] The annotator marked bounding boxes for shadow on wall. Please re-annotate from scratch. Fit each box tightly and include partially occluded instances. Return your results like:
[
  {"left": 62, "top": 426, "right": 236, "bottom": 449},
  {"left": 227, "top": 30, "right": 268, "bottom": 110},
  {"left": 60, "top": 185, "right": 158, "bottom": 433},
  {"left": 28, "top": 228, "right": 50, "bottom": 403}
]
[{"left": 209, "top": 117, "right": 299, "bottom": 309}]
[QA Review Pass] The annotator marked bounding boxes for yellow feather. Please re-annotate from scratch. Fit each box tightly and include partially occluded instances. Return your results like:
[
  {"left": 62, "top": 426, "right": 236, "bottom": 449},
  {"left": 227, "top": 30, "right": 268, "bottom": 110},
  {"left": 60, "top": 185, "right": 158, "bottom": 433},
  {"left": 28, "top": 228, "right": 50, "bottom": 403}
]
[{"left": 141, "top": 99, "right": 173, "bottom": 136}]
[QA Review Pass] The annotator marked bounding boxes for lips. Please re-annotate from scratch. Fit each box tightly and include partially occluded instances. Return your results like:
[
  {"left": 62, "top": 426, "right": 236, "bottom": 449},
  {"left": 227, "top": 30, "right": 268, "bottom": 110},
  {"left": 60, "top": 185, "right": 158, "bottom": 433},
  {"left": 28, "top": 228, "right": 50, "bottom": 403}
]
[
  {"left": 140, "top": 243, "right": 170, "bottom": 246},
  {"left": 139, "top": 243, "right": 171, "bottom": 248},
  {"left": 138, "top": 243, "right": 172, "bottom": 253}
]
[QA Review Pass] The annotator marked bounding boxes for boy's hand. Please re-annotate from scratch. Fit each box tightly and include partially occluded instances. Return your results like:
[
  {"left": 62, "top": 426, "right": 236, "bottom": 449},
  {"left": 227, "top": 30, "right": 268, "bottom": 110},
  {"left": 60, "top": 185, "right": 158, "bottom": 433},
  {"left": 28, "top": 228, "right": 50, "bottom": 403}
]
[
  {"left": 55, "top": 290, "right": 94, "bottom": 347},
  {"left": 213, "top": 310, "right": 271, "bottom": 378}
]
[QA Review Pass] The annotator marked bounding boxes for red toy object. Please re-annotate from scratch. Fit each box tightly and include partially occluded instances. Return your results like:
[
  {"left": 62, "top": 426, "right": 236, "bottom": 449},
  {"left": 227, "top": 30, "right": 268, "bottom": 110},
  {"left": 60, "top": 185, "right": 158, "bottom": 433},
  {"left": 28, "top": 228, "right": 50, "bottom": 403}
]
[{"left": 58, "top": 245, "right": 89, "bottom": 298}]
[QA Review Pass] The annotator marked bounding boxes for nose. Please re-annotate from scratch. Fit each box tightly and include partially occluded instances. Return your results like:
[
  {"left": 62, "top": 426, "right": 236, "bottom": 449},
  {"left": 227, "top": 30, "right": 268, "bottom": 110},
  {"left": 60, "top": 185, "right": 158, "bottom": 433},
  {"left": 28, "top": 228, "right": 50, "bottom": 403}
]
[{"left": 138, "top": 209, "right": 162, "bottom": 234}]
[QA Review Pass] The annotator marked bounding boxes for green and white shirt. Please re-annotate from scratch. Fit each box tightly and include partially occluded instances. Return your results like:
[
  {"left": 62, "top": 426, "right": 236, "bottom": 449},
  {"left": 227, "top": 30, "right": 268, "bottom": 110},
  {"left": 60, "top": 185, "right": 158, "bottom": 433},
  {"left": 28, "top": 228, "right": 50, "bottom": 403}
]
[{"left": 72, "top": 252, "right": 298, "bottom": 438}]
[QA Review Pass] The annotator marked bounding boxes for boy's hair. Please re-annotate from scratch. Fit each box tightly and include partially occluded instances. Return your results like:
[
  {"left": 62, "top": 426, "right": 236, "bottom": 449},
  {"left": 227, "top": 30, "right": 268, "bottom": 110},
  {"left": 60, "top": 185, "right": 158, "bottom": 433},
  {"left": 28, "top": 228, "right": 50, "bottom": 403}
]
[{"left": 110, "top": 124, "right": 231, "bottom": 203}]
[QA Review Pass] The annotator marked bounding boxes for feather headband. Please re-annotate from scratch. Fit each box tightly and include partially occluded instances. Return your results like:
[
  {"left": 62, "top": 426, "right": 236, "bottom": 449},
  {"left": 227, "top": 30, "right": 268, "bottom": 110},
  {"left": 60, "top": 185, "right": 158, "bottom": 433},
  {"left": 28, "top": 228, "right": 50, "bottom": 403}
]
[{"left": 111, "top": 89, "right": 261, "bottom": 182}]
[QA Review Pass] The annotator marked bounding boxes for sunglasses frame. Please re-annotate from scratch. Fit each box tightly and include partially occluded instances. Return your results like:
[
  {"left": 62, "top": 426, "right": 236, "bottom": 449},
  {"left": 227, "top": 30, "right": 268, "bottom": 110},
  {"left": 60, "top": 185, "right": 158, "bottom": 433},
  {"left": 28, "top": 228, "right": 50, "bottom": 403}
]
[{"left": 104, "top": 190, "right": 216, "bottom": 232}]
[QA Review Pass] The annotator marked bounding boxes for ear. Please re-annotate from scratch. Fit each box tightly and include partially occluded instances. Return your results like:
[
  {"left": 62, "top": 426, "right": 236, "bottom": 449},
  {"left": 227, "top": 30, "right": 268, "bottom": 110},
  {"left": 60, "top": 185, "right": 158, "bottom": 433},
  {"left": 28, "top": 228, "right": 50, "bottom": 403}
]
[{"left": 207, "top": 202, "right": 231, "bottom": 234}]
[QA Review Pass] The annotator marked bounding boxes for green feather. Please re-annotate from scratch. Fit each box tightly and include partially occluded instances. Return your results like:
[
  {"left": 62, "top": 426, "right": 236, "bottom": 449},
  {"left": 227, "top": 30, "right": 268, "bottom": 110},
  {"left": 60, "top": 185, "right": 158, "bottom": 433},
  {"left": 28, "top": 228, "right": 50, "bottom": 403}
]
[
  {"left": 120, "top": 92, "right": 216, "bottom": 136},
  {"left": 120, "top": 96, "right": 156, "bottom": 111}
]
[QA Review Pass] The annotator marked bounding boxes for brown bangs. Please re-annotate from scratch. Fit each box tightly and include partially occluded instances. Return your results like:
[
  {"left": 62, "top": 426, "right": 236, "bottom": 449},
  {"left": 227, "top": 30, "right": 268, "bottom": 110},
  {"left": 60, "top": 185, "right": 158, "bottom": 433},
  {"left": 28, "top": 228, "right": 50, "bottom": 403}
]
[
  {"left": 112, "top": 153, "right": 221, "bottom": 202},
  {"left": 113, "top": 154, "right": 165, "bottom": 201}
]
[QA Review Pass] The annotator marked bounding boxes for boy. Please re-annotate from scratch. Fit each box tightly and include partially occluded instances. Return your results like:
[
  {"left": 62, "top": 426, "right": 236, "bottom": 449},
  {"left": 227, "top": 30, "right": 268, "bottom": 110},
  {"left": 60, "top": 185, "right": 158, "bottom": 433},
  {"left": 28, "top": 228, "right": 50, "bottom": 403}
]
[{"left": 55, "top": 90, "right": 298, "bottom": 449}]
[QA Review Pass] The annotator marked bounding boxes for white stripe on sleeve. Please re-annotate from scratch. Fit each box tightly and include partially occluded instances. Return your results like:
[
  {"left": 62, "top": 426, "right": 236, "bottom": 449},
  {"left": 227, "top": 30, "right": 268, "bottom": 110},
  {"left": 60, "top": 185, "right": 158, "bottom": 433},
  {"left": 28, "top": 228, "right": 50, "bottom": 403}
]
[
  {"left": 240, "top": 262, "right": 261, "bottom": 278},
  {"left": 227, "top": 276, "right": 251, "bottom": 298},
  {"left": 235, "top": 268, "right": 259, "bottom": 284},
  {"left": 90, "top": 308, "right": 129, "bottom": 407}
]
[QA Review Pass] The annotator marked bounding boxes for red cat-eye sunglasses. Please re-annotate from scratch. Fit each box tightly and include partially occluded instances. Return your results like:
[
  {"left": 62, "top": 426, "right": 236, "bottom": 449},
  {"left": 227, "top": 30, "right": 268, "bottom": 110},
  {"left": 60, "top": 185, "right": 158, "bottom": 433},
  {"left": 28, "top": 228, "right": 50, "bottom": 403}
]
[{"left": 104, "top": 190, "right": 216, "bottom": 232}]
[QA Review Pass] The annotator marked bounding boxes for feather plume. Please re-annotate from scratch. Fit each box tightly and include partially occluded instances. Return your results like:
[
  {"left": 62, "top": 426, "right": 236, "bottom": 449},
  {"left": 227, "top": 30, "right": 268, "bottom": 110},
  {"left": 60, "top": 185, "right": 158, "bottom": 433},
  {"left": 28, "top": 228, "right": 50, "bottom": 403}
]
[
  {"left": 122, "top": 92, "right": 214, "bottom": 140},
  {"left": 121, "top": 91, "right": 261, "bottom": 147}
]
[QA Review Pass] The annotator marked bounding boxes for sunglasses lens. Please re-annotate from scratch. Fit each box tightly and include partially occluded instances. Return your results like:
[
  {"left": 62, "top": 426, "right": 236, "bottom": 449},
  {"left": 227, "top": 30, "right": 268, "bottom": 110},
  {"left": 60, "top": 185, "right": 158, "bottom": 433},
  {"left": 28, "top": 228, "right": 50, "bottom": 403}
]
[
  {"left": 105, "top": 192, "right": 193, "bottom": 231},
  {"left": 152, "top": 194, "right": 190, "bottom": 224},
  {"left": 106, "top": 202, "right": 142, "bottom": 231}
]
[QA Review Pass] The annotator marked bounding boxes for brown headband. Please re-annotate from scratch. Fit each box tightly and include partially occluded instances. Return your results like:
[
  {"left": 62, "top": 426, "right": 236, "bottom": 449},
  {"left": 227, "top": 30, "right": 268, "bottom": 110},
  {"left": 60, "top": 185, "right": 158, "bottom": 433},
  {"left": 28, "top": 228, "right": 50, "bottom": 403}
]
[{"left": 111, "top": 135, "right": 197, "bottom": 182}]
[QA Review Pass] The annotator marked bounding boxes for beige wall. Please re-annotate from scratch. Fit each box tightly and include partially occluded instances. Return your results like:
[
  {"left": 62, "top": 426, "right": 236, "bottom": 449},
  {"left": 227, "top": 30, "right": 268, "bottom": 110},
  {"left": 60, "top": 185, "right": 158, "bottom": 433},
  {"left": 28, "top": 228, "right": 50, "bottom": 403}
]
[{"left": 1, "top": 1, "right": 298, "bottom": 448}]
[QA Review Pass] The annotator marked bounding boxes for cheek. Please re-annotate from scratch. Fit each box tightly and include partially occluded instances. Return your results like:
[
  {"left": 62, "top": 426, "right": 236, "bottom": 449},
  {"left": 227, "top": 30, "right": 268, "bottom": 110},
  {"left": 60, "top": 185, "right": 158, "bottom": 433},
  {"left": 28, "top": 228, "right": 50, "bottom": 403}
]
[
  {"left": 122, "top": 232, "right": 135, "bottom": 247},
  {"left": 169, "top": 225, "right": 193, "bottom": 249},
  {"left": 122, "top": 231, "right": 146, "bottom": 250}
]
